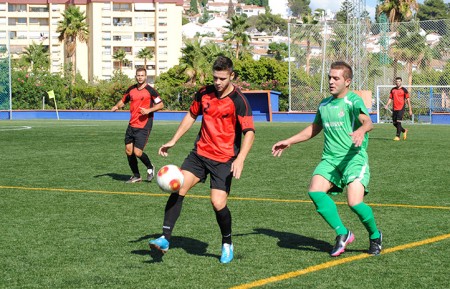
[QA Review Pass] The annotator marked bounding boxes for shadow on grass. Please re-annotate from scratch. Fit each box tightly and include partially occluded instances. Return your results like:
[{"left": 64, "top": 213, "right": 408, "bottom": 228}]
[
  {"left": 130, "top": 234, "right": 218, "bottom": 263},
  {"left": 94, "top": 173, "right": 130, "bottom": 182},
  {"left": 237, "top": 228, "right": 366, "bottom": 254}
]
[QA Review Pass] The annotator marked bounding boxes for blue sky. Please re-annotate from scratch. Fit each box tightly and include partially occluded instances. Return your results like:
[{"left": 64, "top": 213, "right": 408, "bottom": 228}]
[{"left": 310, "top": 0, "right": 426, "bottom": 20}]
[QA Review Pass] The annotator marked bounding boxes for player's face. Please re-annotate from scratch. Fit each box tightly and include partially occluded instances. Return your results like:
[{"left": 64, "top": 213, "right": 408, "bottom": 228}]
[
  {"left": 135, "top": 71, "right": 147, "bottom": 85},
  {"left": 328, "top": 68, "right": 351, "bottom": 97},
  {"left": 395, "top": 79, "right": 402, "bottom": 87},
  {"left": 213, "top": 69, "right": 233, "bottom": 94}
]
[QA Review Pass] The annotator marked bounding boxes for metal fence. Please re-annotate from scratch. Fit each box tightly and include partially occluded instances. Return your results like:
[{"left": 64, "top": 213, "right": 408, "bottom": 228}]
[
  {"left": 288, "top": 19, "right": 450, "bottom": 116},
  {"left": 0, "top": 42, "right": 11, "bottom": 114}
]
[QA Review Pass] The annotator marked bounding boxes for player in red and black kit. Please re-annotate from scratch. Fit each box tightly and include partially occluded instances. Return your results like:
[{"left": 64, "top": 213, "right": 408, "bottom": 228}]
[
  {"left": 111, "top": 68, "right": 164, "bottom": 183},
  {"left": 149, "top": 56, "right": 255, "bottom": 263},
  {"left": 385, "top": 77, "right": 412, "bottom": 141}
]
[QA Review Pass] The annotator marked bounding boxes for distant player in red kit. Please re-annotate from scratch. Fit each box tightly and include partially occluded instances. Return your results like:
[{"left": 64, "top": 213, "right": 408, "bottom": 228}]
[
  {"left": 385, "top": 77, "right": 412, "bottom": 141},
  {"left": 111, "top": 68, "right": 164, "bottom": 183},
  {"left": 149, "top": 56, "right": 255, "bottom": 264}
]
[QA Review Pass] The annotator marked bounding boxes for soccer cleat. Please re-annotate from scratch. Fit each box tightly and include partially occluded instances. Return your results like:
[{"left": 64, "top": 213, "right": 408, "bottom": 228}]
[
  {"left": 126, "top": 176, "right": 142, "bottom": 183},
  {"left": 149, "top": 236, "right": 170, "bottom": 253},
  {"left": 393, "top": 136, "right": 400, "bottom": 141},
  {"left": 368, "top": 231, "right": 383, "bottom": 255},
  {"left": 403, "top": 129, "right": 408, "bottom": 140},
  {"left": 330, "top": 231, "right": 354, "bottom": 257},
  {"left": 220, "top": 243, "right": 234, "bottom": 264},
  {"left": 147, "top": 166, "right": 155, "bottom": 182}
]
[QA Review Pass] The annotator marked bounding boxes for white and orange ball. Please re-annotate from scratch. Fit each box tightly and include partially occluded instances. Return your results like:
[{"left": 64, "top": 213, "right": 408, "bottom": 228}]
[{"left": 156, "top": 165, "right": 184, "bottom": 193}]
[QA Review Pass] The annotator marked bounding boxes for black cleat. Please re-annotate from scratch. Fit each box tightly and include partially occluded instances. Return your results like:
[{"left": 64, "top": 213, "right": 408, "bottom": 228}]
[{"left": 368, "top": 231, "right": 383, "bottom": 255}]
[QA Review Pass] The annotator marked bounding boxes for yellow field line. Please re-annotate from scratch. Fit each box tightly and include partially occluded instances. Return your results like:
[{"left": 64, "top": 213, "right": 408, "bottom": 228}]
[
  {"left": 0, "top": 185, "right": 449, "bottom": 210},
  {"left": 230, "top": 233, "right": 450, "bottom": 289}
]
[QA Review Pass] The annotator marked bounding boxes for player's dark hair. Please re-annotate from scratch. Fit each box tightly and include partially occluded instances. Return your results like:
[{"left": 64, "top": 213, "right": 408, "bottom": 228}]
[
  {"left": 395, "top": 77, "right": 402, "bottom": 81},
  {"left": 330, "top": 61, "right": 353, "bottom": 80},
  {"left": 213, "top": 56, "right": 233, "bottom": 72},
  {"left": 136, "top": 67, "right": 147, "bottom": 75}
]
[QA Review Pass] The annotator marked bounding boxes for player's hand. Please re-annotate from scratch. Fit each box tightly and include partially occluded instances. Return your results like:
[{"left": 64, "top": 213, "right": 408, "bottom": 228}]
[
  {"left": 139, "top": 107, "right": 149, "bottom": 115},
  {"left": 272, "top": 141, "right": 290, "bottom": 157},
  {"left": 231, "top": 157, "right": 245, "bottom": 179},
  {"left": 158, "top": 141, "right": 175, "bottom": 157},
  {"left": 409, "top": 109, "right": 413, "bottom": 116},
  {"left": 349, "top": 131, "right": 364, "bottom": 147},
  {"left": 111, "top": 106, "right": 118, "bottom": 112}
]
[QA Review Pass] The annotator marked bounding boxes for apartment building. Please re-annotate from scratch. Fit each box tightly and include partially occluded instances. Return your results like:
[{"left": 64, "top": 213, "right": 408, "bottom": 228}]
[{"left": 0, "top": 0, "right": 183, "bottom": 83}]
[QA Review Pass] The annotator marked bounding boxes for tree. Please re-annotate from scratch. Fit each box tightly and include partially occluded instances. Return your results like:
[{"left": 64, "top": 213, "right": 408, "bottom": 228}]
[
  {"left": 254, "top": 12, "right": 287, "bottom": 35},
  {"left": 136, "top": 47, "right": 153, "bottom": 70},
  {"left": 335, "top": 0, "right": 353, "bottom": 24},
  {"left": 189, "top": 0, "right": 199, "bottom": 15},
  {"left": 113, "top": 48, "right": 127, "bottom": 73},
  {"left": 292, "top": 13, "right": 322, "bottom": 75},
  {"left": 268, "top": 42, "right": 288, "bottom": 61},
  {"left": 223, "top": 15, "right": 251, "bottom": 59},
  {"left": 228, "top": 0, "right": 235, "bottom": 19},
  {"left": 417, "top": 0, "right": 450, "bottom": 21},
  {"left": 288, "top": 0, "right": 311, "bottom": 18},
  {"left": 56, "top": 5, "right": 89, "bottom": 79},
  {"left": 377, "top": 0, "right": 419, "bottom": 26},
  {"left": 20, "top": 42, "right": 50, "bottom": 72}
]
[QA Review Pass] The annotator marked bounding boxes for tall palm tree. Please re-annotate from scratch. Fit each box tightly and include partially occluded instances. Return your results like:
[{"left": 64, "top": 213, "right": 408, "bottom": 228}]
[
  {"left": 136, "top": 47, "right": 153, "bottom": 69},
  {"left": 293, "top": 14, "right": 322, "bottom": 75},
  {"left": 223, "top": 15, "right": 251, "bottom": 59},
  {"left": 22, "top": 42, "right": 49, "bottom": 71},
  {"left": 113, "top": 48, "right": 127, "bottom": 73},
  {"left": 377, "top": 0, "right": 419, "bottom": 27},
  {"left": 56, "top": 5, "right": 89, "bottom": 78}
]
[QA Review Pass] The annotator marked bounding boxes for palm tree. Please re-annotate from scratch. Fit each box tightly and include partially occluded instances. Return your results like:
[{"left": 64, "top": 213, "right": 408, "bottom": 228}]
[
  {"left": 292, "top": 14, "right": 322, "bottom": 75},
  {"left": 136, "top": 47, "right": 153, "bottom": 69},
  {"left": 22, "top": 42, "right": 49, "bottom": 72},
  {"left": 377, "top": 0, "right": 419, "bottom": 28},
  {"left": 113, "top": 48, "right": 127, "bottom": 73},
  {"left": 223, "top": 15, "right": 251, "bottom": 59},
  {"left": 56, "top": 5, "right": 89, "bottom": 79}
]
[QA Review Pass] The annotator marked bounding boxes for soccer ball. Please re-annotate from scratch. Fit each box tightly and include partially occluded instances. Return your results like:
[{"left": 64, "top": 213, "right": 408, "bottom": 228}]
[{"left": 156, "top": 165, "right": 184, "bottom": 193}]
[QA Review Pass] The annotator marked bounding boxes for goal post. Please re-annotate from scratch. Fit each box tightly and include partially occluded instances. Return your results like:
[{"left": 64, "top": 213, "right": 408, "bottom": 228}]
[{"left": 376, "top": 85, "right": 450, "bottom": 124}]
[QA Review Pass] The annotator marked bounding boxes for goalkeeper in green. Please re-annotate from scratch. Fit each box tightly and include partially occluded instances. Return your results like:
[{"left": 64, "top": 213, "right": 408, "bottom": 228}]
[{"left": 272, "top": 61, "right": 382, "bottom": 256}]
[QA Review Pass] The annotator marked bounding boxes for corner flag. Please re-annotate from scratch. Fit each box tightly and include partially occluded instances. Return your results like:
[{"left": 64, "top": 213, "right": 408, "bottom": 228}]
[{"left": 47, "top": 90, "right": 55, "bottom": 99}]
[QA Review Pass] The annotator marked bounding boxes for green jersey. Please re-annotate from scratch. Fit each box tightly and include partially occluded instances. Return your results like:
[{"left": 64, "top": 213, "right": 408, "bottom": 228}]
[{"left": 313, "top": 91, "right": 370, "bottom": 160}]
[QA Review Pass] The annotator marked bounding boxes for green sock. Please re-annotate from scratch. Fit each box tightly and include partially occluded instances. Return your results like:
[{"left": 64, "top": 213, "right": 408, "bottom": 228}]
[
  {"left": 308, "top": 191, "right": 348, "bottom": 236},
  {"left": 350, "top": 202, "right": 380, "bottom": 239}
]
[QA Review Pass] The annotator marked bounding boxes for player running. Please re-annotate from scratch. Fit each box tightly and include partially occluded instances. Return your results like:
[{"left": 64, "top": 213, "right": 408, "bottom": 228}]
[{"left": 272, "top": 61, "right": 382, "bottom": 257}]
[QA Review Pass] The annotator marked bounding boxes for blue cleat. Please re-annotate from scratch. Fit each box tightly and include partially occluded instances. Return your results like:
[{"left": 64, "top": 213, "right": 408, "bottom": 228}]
[
  {"left": 149, "top": 236, "right": 169, "bottom": 254},
  {"left": 220, "top": 243, "right": 234, "bottom": 264}
]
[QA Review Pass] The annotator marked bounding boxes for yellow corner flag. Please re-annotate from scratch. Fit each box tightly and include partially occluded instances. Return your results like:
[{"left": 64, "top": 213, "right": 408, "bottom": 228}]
[{"left": 47, "top": 90, "right": 55, "bottom": 99}]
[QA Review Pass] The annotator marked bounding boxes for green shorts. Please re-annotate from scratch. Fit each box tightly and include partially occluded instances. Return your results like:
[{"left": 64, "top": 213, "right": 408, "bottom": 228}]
[{"left": 312, "top": 153, "right": 370, "bottom": 194}]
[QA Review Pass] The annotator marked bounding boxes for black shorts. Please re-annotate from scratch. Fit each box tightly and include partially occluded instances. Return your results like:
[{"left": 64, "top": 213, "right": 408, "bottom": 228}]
[
  {"left": 393, "top": 110, "right": 405, "bottom": 123},
  {"left": 124, "top": 124, "right": 152, "bottom": 150},
  {"left": 181, "top": 151, "right": 233, "bottom": 193}
]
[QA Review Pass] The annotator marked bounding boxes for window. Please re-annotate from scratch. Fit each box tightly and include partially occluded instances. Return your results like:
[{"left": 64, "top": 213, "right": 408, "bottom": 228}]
[{"left": 113, "top": 3, "right": 131, "bottom": 12}]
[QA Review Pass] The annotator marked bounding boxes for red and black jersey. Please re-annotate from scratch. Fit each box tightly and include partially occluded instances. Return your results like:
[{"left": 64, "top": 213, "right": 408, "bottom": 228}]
[
  {"left": 189, "top": 84, "right": 255, "bottom": 163},
  {"left": 121, "top": 84, "right": 162, "bottom": 129},
  {"left": 389, "top": 87, "right": 410, "bottom": 111}
]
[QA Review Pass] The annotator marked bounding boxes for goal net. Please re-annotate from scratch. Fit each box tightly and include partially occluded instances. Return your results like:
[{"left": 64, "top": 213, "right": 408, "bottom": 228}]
[{"left": 376, "top": 85, "right": 450, "bottom": 124}]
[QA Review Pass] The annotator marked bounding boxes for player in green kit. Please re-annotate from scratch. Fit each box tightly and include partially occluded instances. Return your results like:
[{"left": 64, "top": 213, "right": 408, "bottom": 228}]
[{"left": 272, "top": 61, "right": 382, "bottom": 256}]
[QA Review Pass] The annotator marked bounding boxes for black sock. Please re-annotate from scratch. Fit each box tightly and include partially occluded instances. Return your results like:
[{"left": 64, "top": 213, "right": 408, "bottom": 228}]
[
  {"left": 215, "top": 206, "right": 232, "bottom": 244},
  {"left": 138, "top": 152, "right": 153, "bottom": 169},
  {"left": 127, "top": 154, "right": 140, "bottom": 177},
  {"left": 162, "top": 193, "right": 185, "bottom": 241},
  {"left": 396, "top": 122, "right": 402, "bottom": 137}
]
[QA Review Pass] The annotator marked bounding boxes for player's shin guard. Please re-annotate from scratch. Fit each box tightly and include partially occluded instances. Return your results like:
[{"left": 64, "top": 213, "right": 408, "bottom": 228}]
[
  {"left": 215, "top": 206, "right": 232, "bottom": 244},
  {"left": 308, "top": 192, "right": 348, "bottom": 236},
  {"left": 396, "top": 122, "right": 403, "bottom": 137},
  {"left": 127, "top": 154, "right": 140, "bottom": 177},
  {"left": 350, "top": 202, "right": 380, "bottom": 239},
  {"left": 162, "top": 193, "right": 185, "bottom": 241}
]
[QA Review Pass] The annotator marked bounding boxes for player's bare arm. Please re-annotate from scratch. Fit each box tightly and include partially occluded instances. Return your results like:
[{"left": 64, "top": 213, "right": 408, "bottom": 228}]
[
  {"left": 350, "top": 113, "right": 373, "bottom": 147},
  {"left": 231, "top": 130, "right": 255, "bottom": 179},
  {"left": 111, "top": 100, "right": 125, "bottom": 111},
  {"left": 272, "top": 123, "right": 322, "bottom": 157},
  {"left": 159, "top": 113, "right": 196, "bottom": 157},
  {"left": 139, "top": 102, "right": 164, "bottom": 115}
]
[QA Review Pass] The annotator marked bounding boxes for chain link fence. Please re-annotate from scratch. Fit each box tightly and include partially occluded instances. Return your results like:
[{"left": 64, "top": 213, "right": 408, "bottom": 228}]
[
  {"left": 288, "top": 19, "right": 450, "bottom": 119},
  {"left": 0, "top": 41, "right": 11, "bottom": 114}
]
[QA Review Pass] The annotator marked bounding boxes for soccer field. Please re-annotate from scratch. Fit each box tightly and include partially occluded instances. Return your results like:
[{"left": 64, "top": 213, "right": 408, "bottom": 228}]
[{"left": 1, "top": 120, "right": 449, "bottom": 289}]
